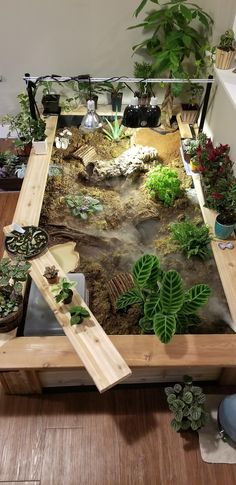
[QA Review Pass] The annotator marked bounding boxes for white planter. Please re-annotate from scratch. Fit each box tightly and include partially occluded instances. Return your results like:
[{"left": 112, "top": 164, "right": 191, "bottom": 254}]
[{"left": 32, "top": 138, "right": 48, "bottom": 155}]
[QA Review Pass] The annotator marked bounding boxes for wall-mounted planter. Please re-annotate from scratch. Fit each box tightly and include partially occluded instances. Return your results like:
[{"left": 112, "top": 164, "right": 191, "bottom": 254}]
[{"left": 215, "top": 48, "right": 235, "bottom": 70}]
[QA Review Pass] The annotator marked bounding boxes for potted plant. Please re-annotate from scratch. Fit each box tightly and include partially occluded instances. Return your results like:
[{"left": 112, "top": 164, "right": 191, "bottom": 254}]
[
  {"left": 133, "top": 61, "right": 154, "bottom": 105},
  {"left": 215, "top": 29, "right": 235, "bottom": 70},
  {"left": 5, "top": 225, "right": 48, "bottom": 259},
  {"left": 0, "top": 151, "right": 23, "bottom": 191},
  {"left": 38, "top": 81, "right": 61, "bottom": 115},
  {"left": 214, "top": 182, "right": 236, "bottom": 239},
  {"left": 2, "top": 93, "right": 33, "bottom": 156},
  {"left": 165, "top": 375, "right": 208, "bottom": 432},
  {"left": 69, "top": 306, "right": 90, "bottom": 325},
  {"left": 129, "top": 0, "right": 213, "bottom": 126},
  {"left": 51, "top": 277, "right": 76, "bottom": 304},
  {"left": 181, "top": 83, "right": 204, "bottom": 124},
  {"left": 43, "top": 265, "right": 59, "bottom": 285},
  {"left": 31, "top": 118, "right": 47, "bottom": 155},
  {"left": 103, "top": 82, "right": 125, "bottom": 112},
  {"left": 0, "top": 257, "right": 30, "bottom": 333}
]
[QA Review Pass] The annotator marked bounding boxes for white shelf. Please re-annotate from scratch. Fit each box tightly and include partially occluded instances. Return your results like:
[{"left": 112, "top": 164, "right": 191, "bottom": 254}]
[{"left": 214, "top": 62, "right": 236, "bottom": 108}]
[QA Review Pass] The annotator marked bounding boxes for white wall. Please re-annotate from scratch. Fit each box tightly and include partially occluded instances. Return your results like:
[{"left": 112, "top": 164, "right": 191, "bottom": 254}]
[{"left": 0, "top": 0, "right": 236, "bottom": 116}]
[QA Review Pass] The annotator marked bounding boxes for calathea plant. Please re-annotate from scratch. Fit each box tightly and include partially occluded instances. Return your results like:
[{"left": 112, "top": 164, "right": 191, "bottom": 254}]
[
  {"left": 116, "top": 254, "right": 211, "bottom": 343},
  {"left": 165, "top": 375, "right": 209, "bottom": 432}
]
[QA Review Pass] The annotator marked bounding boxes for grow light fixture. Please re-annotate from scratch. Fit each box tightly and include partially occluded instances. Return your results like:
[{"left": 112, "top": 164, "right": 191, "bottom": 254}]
[{"left": 80, "top": 99, "right": 102, "bottom": 133}]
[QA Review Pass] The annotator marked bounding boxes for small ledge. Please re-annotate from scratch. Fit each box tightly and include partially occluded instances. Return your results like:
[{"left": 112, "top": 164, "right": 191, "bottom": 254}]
[{"left": 214, "top": 62, "right": 236, "bottom": 108}]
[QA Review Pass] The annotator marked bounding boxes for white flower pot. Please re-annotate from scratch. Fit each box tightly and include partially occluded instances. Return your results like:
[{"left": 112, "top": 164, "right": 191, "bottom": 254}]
[{"left": 32, "top": 139, "right": 48, "bottom": 155}]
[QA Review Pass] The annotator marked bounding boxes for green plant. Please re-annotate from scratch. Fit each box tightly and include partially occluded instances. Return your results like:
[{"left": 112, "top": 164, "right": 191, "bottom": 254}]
[
  {"left": 116, "top": 254, "right": 211, "bottom": 343},
  {"left": 133, "top": 61, "right": 154, "bottom": 97},
  {"left": 0, "top": 257, "right": 30, "bottom": 318},
  {"left": 102, "top": 114, "right": 129, "bottom": 142},
  {"left": 5, "top": 226, "right": 48, "bottom": 258},
  {"left": 69, "top": 306, "right": 90, "bottom": 325},
  {"left": 130, "top": 0, "right": 213, "bottom": 124},
  {"left": 0, "top": 151, "right": 19, "bottom": 177},
  {"left": 103, "top": 82, "right": 125, "bottom": 95},
  {"left": 182, "top": 133, "right": 207, "bottom": 158},
  {"left": 31, "top": 118, "right": 47, "bottom": 141},
  {"left": 2, "top": 93, "right": 32, "bottom": 148},
  {"left": 51, "top": 277, "right": 76, "bottom": 304},
  {"left": 145, "top": 165, "right": 181, "bottom": 206},
  {"left": 65, "top": 194, "right": 103, "bottom": 219},
  {"left": 165, "top": 375, "right": 209, "bottom": 432},
  {"left": 218, "top": 29, "right": 235, "bottom": 51},
  {"left": 170, "top": 220, "right": 213, "bottom": 260}
]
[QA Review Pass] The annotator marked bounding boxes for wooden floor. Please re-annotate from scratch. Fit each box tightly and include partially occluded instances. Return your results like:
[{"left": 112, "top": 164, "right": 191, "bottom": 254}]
[{"left": 1, "top": 175, "right": 236, "bottom": 484}]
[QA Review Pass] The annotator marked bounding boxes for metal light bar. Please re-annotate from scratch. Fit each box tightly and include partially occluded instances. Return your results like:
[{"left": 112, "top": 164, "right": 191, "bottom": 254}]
[{"left": 23, "top": 75, "right": 215, "bottom": 84}]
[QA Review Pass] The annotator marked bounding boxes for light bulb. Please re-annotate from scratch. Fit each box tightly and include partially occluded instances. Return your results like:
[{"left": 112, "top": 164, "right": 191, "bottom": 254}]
[{"left": 80, "top": 100, "right": 102, "bottom": 132}]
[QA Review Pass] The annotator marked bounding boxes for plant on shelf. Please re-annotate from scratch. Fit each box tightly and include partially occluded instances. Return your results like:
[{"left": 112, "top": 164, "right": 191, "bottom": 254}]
[
  {"left": 0, "top": 151, "right": 19, "bottom": 178},
  {"left": 102, "top": 114, "right": 129, "bottom": 143},
  {"left": 165, "top": 375, "right": 209, "bottom": 432},
  {"left": 65, "top": 194, "right": 103, "bottom": 219},
  {"left": 129, "top": 0, "right": 213, "bottom": 126},
  {"left": 43, "top": 266, "right": 59, "bottom": 285},
  {"left": 116, "top": 254, "right": 211, "bottom": 343},
  {"left": 215, "top": 29, "right": 235, "bottom": 69},
  {"left": 0, "top": 257, "right": 30, "bottom": 332},
  {"left": 103, "top": 82, "right": 125, "bottom": 111},
  {"left": 51, "top": 277, "right": 76, "bottom": 304},
  {"left": 182, "top": 132, "right": 208, "bottom": 161},
  {"left": 133, "top": 61, "right": 154, "bottom": 103},
  {"left": 145, "top": 165, "right": 181, "bottom": 207},
  {"left": 2, "top": 93, "right": 32, "bottom": 153},
  {"left": 31, "top": 118, "right": 47, "bottom": 141},
  {"left": 69, "top": 306, "right": 90, "bottom": 325},
  {"left": 180, "top": 83, "right": 204, "bottom": 124},
  {"left": 170, "top": 220, "right": 213, "bottom": 260}
]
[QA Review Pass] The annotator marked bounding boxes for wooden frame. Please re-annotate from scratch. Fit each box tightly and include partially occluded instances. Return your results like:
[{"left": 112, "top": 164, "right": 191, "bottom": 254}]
[{"left": 1, "top": 114, "right": 236, "bottom": 394}]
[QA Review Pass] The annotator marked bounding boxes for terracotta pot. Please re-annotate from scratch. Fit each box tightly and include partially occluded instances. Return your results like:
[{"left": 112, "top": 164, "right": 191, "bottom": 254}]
[
  {"left": 0, "top": 303, "right": 23, "bottom": 333},
  {"left": 215, "top": 48, "right": 235, "bottom": 70},
  {"left": 45, "top": 275, "right": 59, "bottom": 285}
]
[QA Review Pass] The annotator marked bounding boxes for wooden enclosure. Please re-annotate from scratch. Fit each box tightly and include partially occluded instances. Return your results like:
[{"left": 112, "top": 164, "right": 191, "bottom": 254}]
[{"left": 1, "top": 113, "right": 236, "bottom": 394}]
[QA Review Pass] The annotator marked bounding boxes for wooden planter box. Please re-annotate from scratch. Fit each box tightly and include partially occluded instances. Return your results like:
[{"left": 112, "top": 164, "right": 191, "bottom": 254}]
[{"left": 0, "top": 114, "right": 236, "bottom": 395}]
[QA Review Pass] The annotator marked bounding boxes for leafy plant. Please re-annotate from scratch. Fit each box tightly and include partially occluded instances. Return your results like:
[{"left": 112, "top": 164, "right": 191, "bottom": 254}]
[
  {"left": 65, "top": 194, "right": 103, "bottom": 219},
  {"left": 0, "top": 151, "right": 19, "bottom": 177},
  {"left": 182, "top": 133, "right": 207, "bottom": 158},
  {"left": 103, "top": 82, "right": 125, "bottom": 95},
  {"left": 218, "top": 29, "right": 235, "bottom": 51},
  {"left": 170, "top": 220, "right": 213, "bottom": 260},
  {"left": 116, "top": 254, "right": 211, "bottom": 343},
  {"left": 51, "top": 277, "right": 76, "bottom": 304},
  {"left": 0, "top": 257, "right": 30, "bottom": 318},
  {"left": 31, "top": 118, "right": 47, "bottom": 141},
  {"left": 102, "top": 114, "right": 129, "bottom": 142},
  {"left": 145, "top": 165, "right": 181, "bottom": 206},
  {"left": 165, "top": 375, "right": 209, "bottom": 432},
  {"left": 129, "top": 0, "right": 213, "bottom": 124},
  {"left": 133, "top": 61, "right": 154, "bottom": 97},
  {"left": 2, "top": 93, "right": 32, "bottom": 148},
  {"left": 69, "top": 306, "right": 90, "bottom": 325}
]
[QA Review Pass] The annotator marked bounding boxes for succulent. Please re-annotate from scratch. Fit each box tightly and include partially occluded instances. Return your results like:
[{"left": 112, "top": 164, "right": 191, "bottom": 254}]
[
  {"left": 65, "top": 194, "right": 103, "bottom": 219},
  {"left": 165, "top": 375, "right": 209, "bottom": 432},
  {"left": 69, "top": 306, "right": 90, "bottom": 325},
  {"left": 43, "top": 266, "right": 59, "bottom": 279},
  {"left": 218, "top": 29, "right": 235, "bottom": 51},
  {"left": 102, "top": 114, "right": 129, "bottom": 143}
]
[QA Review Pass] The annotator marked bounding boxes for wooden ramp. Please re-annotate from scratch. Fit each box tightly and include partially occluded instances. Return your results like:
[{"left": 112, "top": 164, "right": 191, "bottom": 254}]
[{"left": 28, "top": 250, "right": 131, "bottom": 392}]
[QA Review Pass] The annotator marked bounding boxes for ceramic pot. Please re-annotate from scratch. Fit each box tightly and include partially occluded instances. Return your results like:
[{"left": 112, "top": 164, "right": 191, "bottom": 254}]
[
  {"left": 215, "top": 214, "right": 236, "bottom": 239},
  {"left": 32, "top": 139, "right": 48, "bottom": 155}
]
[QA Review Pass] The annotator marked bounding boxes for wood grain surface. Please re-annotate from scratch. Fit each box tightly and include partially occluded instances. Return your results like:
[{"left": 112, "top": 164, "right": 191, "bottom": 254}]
[{"left": 0, "top": 385, "right": 236, "bottom": 484}]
